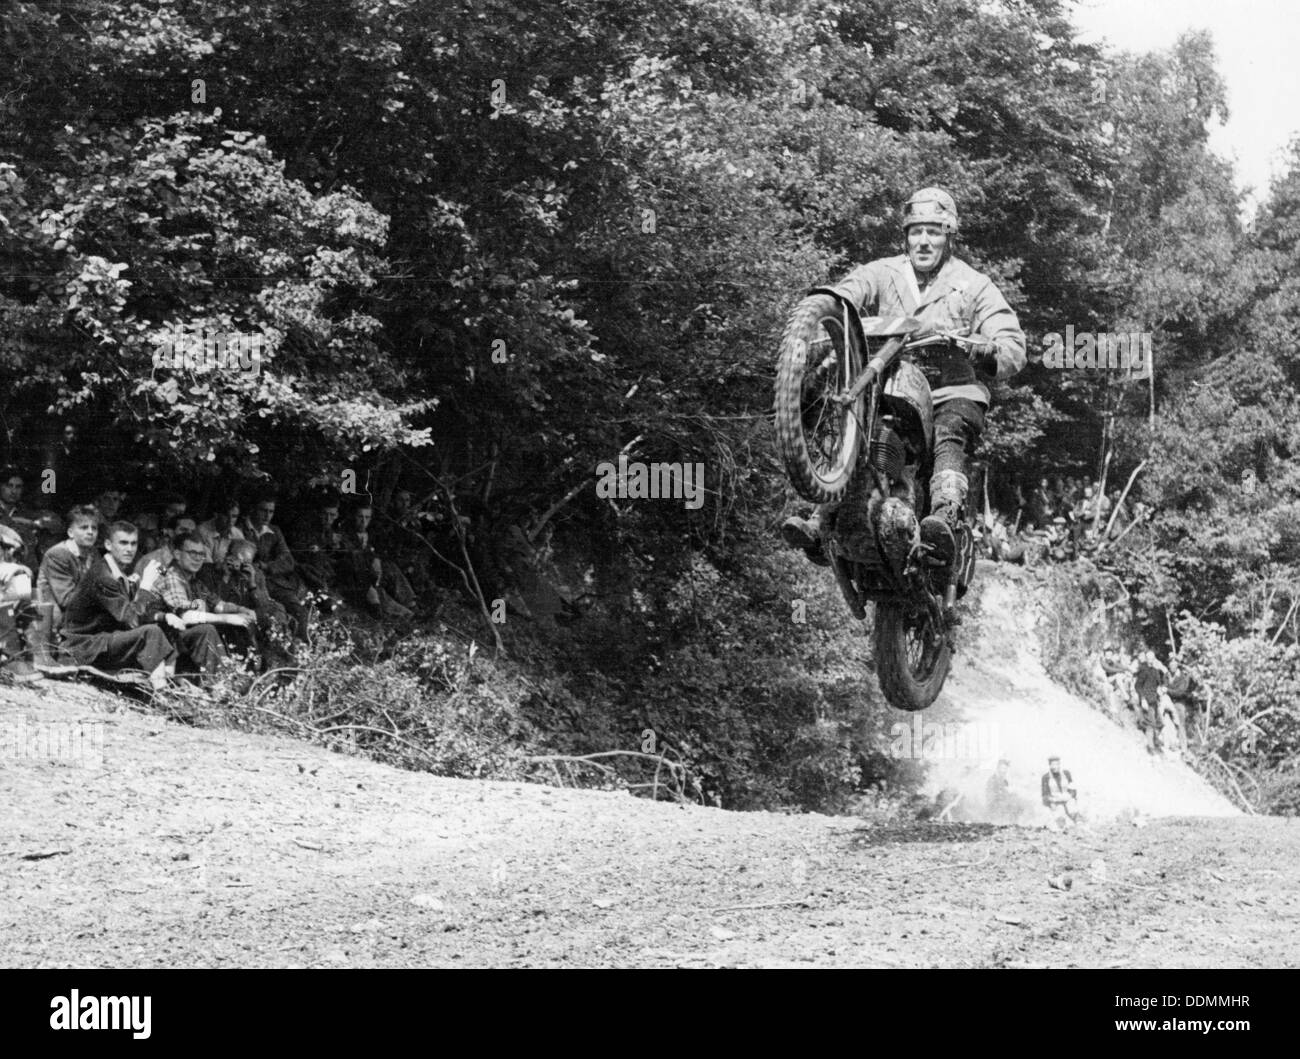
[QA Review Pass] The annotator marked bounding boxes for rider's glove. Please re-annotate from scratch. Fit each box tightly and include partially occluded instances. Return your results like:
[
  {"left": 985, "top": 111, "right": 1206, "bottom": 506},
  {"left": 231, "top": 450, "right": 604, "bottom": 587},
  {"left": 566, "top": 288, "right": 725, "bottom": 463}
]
[{"left": 968, "top": 342, "right": 1001, "bottom": 378}]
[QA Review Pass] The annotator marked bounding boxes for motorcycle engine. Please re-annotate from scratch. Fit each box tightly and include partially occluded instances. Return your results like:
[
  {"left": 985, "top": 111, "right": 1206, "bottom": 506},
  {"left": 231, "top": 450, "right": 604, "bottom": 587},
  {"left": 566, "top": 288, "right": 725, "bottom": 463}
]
[{"left": 870, "top": 422, "right": 906, "bottom": 480}]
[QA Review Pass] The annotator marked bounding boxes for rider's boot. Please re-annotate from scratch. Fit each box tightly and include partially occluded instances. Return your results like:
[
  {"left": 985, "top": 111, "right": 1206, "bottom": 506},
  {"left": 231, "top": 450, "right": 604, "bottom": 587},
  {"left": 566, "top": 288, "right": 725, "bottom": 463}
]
[
  {"left": 920, "top": 469, "right": 968, "bottom": 568},
  {"left": 782, "top": 504, "right": 834, "bottom": 567}
]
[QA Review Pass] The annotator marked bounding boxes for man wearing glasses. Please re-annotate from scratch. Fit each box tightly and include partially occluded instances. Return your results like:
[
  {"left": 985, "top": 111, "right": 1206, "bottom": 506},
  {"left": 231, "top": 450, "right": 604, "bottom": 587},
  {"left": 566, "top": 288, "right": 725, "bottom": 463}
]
[{"left": 159, "top": 531, "right": 260, "bottom": 667}]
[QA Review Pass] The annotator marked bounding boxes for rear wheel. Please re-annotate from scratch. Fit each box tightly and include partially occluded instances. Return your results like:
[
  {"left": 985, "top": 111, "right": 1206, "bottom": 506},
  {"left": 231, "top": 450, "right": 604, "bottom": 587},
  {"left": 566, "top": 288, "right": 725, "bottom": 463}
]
[
  {"left": 873, "top": 602, "right": 951, "bottom": 711},
  {"left": 774, "top": 294, "right": 864, "bottom": 503}
]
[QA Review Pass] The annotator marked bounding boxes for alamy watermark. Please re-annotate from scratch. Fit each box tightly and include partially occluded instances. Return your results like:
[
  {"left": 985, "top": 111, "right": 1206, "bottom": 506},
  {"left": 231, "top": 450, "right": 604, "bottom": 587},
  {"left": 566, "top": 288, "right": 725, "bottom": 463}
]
[
  {"left": 889, "top": 716, "right": 999, "bottom": 761},
  {"left": 151, "top": 324, "right": 263, "bottom": 376},
  {"left": 595, "top": 455, "right": 705, "bottom": 510},
  {"left": 1042, "top": 325, "right": 1152, "bottom": 373},
  {"left": 1, "top": 717, "right": 104, "bottom": 769}
]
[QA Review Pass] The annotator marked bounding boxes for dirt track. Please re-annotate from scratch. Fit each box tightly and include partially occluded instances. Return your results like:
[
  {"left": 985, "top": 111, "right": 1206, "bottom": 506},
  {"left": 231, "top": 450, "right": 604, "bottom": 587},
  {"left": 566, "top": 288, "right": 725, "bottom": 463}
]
[{"left": 3, "top": 682, "right": 1297, "bottom": 968}]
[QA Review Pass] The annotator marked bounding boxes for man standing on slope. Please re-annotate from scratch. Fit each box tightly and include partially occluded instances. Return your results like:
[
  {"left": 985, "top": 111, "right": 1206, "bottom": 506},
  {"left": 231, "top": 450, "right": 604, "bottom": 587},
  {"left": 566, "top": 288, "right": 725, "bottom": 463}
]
[{"left": 782, "top": 187, "right": 1026, "bottom": 571}]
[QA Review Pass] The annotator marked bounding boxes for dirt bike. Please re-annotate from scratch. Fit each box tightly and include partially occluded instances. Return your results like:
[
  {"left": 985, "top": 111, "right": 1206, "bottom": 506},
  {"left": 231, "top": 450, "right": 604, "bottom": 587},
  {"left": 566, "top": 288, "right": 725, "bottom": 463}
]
[{"left": 773, "top": 289, "right": 980, "bottom": 712}]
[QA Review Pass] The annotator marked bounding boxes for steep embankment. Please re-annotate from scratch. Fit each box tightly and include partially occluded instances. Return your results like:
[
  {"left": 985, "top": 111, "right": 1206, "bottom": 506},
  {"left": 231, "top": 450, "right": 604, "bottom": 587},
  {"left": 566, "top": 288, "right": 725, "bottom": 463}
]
[{"left": 915, "top": 561, "right": 1236, "bottom": 822}]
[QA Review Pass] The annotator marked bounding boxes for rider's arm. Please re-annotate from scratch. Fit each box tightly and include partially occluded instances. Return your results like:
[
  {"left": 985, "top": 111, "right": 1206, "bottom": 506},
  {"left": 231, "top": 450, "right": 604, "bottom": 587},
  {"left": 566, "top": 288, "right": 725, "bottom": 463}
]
[
  {"left": 969, "top": 277, "right": 1026, "bottom": 382},
  {"left": 826, "top": 261, "right": 884, "bottom": 311}
]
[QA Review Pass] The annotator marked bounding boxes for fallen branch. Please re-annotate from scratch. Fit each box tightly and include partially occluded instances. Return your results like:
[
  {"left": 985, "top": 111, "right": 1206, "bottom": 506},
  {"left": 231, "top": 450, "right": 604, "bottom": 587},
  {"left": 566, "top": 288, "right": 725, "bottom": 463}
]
[{"left": 1101, "top": 458, "right": 1148, "bottom": 542}]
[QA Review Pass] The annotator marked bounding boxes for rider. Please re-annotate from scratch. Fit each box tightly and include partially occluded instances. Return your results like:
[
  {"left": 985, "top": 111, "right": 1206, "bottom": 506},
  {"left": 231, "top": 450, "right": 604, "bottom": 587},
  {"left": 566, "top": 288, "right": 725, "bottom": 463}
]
[{"left": 782, "top": 187, "right": 1026, "bottom": 569}]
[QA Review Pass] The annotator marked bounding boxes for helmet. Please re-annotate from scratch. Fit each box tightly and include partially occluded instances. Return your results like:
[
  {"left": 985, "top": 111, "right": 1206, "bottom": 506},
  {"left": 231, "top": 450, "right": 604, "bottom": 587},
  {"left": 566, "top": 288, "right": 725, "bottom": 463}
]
[
  {"left": 0, "top": 524, "right": 23, "bottom": 552},
  {"left": 902, "top": 187, "right": 959, "bottom": 234}
]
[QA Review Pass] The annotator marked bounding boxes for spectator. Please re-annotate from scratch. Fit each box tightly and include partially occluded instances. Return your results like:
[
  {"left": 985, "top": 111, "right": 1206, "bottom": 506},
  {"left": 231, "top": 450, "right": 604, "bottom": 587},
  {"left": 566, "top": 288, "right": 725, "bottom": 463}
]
[
  {"left": 31, "top": 504, "right": 100, "bottom": 672},
  {"left": 198, "top": 539, "right": 295, "bottom": 671},
  {"left": 92, "top": 487, "right": 128, "bottom": 544},
  {"left": 989, "top": 514, "right": 1027, "bottom": 564},
  {"left": 196, "top": 496, "right": 245, "bottom": 566},
  {"left": 158, "top": 530, "right": 257, "bottom": 667},
  {"left": 0, "top": 466, "right": 62, "bottom": 555},
  {"left": 139, "top": 514, "right": 199, "bottom": 572},
  {"left": 1133, "top": 650, "right": 1168, "bottom": 753},
  {"left": 377, "top": 487, "right": 434, "bottom": 596},
  {"left": 339, "top": 502, "right": 414, "bottom": 621},
  {"left": 60, "top": 521, "right": 218, "bottom": 690},
  {"left": 1030, "top": 477, "right": 1055, "bottom": 528},
  {"left": 240, "top": 495, "right": 309, "bottom": 640},
  {"left": 0, "top": 523, "right": 42, "bottom": 683},
  {"left": 92, "top": 486, "right": 126, "bottom": 523},
  {"left": 1040, "top": 755, "right": 1079, "bottom": 827},
  {"left": 1165, "top": 657, "right": 1197, "bottom": 746},
  {"left": 292, "top": 497, "right": 345, "bottom": 599},
  {"left": 985, "top": 758, "right": 1025, "bottom": 824},
  {"left": 157, "top": 492, "right": 187, "bottom": 523}
]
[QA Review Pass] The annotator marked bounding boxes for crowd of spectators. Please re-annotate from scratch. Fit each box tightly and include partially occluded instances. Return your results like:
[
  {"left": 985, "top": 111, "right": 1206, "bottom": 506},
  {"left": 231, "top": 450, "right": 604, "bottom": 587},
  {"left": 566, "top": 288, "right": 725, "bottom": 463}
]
[
  {"left": 0, "top": 463, "right": 437, "bottom": 692},
  {"left": 975, "top": 473, "right": 1148, "bottom": 567},
  {"left": 968, "top": 471, "right": 1204, "bottom": 757},
  {"left": 1091, "top": 645, "right": 1200, "bottom": 756}
]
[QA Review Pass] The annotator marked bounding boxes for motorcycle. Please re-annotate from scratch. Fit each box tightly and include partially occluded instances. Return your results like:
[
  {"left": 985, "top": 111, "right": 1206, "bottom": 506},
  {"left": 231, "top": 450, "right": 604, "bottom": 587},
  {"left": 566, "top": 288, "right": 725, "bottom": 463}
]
[{"left": 773, "top": 289, "right": 980, "bottom": 712}]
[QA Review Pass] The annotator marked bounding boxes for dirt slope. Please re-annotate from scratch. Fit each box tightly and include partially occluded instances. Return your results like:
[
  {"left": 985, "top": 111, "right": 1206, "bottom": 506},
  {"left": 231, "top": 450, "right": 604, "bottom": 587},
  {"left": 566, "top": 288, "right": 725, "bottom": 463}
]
[
  {"left": 2, "top": 665, "right": 1295, "bottom": 968},
  {"left": 916, "top": 562, "right": 1237, "bottom": 822}
]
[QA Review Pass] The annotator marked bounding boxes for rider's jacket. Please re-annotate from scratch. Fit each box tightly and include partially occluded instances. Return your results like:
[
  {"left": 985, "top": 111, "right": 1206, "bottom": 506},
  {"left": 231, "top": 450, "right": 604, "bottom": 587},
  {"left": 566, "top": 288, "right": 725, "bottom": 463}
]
[{"left": 828, "top": 254, "right": 1026, "bottom": 406}]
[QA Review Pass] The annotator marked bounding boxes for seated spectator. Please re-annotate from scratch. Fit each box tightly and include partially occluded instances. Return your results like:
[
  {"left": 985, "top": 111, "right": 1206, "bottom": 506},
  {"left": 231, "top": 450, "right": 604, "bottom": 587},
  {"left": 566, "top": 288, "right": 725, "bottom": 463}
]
[
  {"left": 377, "top": 488, "right": 434, "bottom": 596},
  {"left": 292, "top": 496, "right": 345, "bottom": 597},
  {"left": 197, "top": 539, "right": 295, "bottom": 671},
  {"left": 1040, "top": 755, "right": 1079, "bottom": 827},
  {"left": 158, "top": 531, "right": 265, "bottom": 666},
  {"left": 92, "top": 486, "right": 128, "bottom": 544},
  {"left": 0, "top": 523, "right": 43, "bottom": 683},
  {"left": 135, "top": 492, "right": 188, "bottom": 556},
  {"left": 989, "top": 514, "right": 1027, "bottom": 565},
  {"left": 339, "top": 501, "right": 414, "bottom": 621},
  {"left": 1030, "top": 477, "right": 1055, "bottom": 529},
  {"left": 240, "top": 495, "right": 309, "bottom": 640},
  {"left": 197, "top": 496, "right": 245, "bottom": 565},
  {"left": 158, "top": 492, "right": 188, "bottom": 523},
  {"left": 139, "top": 513, "right": 199, "bottom": 572},
  {"left": 985, "top": 758, "right": 1026, "bottom": 824},
  {"left": 60, "top": 521, "right": 222, "bottom": 690},
  {"left": 31, "top": 504, "right": 100, "bottom": 672},
  {"left": 0, "top": 465, "right": 63, "bottom": 556}
]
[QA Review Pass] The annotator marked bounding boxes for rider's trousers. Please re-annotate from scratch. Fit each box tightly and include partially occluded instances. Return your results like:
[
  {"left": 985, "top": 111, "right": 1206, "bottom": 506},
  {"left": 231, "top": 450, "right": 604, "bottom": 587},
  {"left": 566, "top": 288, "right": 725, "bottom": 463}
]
[{"left": 932, "top": 398, "right": 986, "bottom": 479}]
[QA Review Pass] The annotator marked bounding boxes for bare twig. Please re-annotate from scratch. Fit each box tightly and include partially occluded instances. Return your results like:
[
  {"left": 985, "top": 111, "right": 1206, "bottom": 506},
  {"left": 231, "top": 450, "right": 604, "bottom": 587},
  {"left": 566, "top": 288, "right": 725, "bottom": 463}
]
[{"left": 526, "top": 434, "right": 643, "bottom": 543}]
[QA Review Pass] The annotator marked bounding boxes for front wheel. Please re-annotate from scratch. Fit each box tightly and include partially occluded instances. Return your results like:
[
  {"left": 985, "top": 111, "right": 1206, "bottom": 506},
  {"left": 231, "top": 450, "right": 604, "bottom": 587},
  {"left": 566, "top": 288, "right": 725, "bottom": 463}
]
[
  {"left": 774, "top": 293, "right": 864, "bottom": 503},
  {"left": 873, "top": 602, "right": 951, "bottom": 712}
]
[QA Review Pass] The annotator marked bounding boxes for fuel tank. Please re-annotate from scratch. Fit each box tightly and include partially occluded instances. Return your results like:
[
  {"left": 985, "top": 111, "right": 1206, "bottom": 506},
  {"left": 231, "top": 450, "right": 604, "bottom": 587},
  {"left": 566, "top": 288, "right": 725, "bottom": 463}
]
[{"left": 882, "top": 359, "right": 934, "bottom": 456}]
